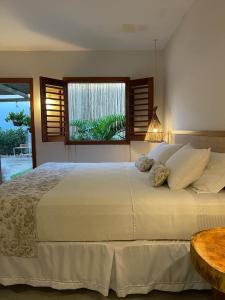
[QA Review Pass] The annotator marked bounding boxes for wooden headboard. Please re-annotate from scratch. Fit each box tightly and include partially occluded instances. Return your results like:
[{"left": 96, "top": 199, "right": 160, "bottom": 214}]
[{"left": 169, "top": 130, "right": 225, "bottom": 153}]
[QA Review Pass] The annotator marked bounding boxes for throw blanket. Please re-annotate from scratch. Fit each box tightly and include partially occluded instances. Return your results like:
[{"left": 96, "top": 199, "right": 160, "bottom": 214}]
[{"left": 0, "top": 163, "right": 75, "bottom": 258}]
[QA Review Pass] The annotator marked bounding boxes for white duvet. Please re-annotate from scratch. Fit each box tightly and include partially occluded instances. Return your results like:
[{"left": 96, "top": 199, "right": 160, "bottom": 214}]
[{"left": 37, "top": 163, "right": 225, "bottom": 242}]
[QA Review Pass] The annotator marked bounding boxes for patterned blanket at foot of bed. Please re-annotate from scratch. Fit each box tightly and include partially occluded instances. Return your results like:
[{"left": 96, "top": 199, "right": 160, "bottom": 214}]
[{"left": 0, "top": 163, "right": 75, "bottom": 257}]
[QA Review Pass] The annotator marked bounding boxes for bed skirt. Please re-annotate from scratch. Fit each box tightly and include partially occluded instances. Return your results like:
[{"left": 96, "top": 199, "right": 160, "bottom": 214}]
[{"left": 0, "top": 240, "right": 209, "bottom": 297}]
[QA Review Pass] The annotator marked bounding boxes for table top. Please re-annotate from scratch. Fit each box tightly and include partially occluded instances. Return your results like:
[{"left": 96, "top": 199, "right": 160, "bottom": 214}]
[{"left": 191, "top": 227, "right": 225, "bottom": 293}]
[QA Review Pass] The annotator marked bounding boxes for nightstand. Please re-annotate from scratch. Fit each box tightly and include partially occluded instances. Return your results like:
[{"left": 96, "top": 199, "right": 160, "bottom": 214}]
[{"left": 191, "top": 227, "right": 225, "bottom": 300}]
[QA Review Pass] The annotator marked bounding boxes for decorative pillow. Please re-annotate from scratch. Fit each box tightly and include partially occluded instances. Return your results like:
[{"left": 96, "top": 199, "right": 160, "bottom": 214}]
[
  {"left": 148, "top": 162, "right": 170, "bottom": 187},
  {"left": 166, "top": 145, "right": 211, "bottom": 190},
  {"left": 192, "top": 152, "right": 225, "bottom": 193},
  {"left": 147, "top": 142, "right": 183, "bottom": 163},
  {"left": 135, "top": 155, "right": 154, "bottom": 172}
]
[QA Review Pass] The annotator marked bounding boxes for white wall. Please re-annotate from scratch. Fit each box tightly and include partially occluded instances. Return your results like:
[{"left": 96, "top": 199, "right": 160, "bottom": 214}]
[
  {"left": 0, "top": 51, "right": 164, "bottom": 164},
  {"left": 164, "top": 0, "right": 225, "bottom": 131}
]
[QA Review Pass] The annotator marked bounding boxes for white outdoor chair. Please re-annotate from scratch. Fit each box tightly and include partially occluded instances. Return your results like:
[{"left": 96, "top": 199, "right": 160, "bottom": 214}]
[{"left": 13, "top": 144, "right": 31, "bottom": 157}]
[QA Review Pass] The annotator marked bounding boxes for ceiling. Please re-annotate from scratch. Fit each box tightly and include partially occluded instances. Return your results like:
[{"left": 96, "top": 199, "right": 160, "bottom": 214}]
[
  {"left": 0, "top": 0, "right": 195, "bottom": 51},
  {"left": 0, "top": 83, "right": 29, "bottom": 102},
  {"left": 0, "top": 83, "right": 29, "bottom": 95}
]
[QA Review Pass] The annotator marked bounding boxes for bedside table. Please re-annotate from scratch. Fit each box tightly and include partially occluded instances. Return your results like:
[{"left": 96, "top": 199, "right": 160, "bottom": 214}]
[{"left": 191, "top": 227, "right": 225, "bottom": 300}]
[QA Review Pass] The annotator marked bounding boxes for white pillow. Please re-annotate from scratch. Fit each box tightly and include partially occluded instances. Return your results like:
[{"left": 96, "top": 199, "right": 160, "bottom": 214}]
[
  {"left": 147, "top": 142, "right": 183, "bottom": 163},
  {"left": 192, "top": 152, "right": 225, "bottom": 193},
  {"left": 166, "top": 145, "right": 211, "bottom": 190}
]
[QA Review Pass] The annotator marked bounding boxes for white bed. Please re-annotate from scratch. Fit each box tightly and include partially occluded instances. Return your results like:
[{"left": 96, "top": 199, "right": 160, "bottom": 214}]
[
  {"left": 0, "top": 240, "right": 209, "bottom": 297},
  {"left": 37, "top": 162, "right": 225, "bottom": 242},
  {"left": 1, "top": 130, "right": 225, "bottom": 297}
]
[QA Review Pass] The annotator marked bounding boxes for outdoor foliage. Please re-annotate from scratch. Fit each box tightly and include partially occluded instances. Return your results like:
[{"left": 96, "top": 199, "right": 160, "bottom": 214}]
[
  {"left": 5, "top": 110, "right": 27, "bottom": 126},
  {"left": 5, "top": 110, "right": 31, "bottom": 129},
  {"left": 70, "top": 114, "right": 126, "bottom": 141},
  {"left": 0, "top": 128, "right": 26, "bottom": 155}
]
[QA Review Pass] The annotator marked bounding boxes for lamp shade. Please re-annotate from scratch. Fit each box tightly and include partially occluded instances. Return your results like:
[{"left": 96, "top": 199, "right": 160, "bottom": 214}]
[{"left": 145, "top": 106, "right": 164, "bottom": 142}]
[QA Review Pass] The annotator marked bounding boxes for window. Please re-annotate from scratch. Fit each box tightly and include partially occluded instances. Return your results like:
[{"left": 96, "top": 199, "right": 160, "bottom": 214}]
[
  {"left": 40, "top": 77, "right": 153, "bottom": 144},
  {"left": 65, "top": 78, "right": 129, "bottom": 144}
]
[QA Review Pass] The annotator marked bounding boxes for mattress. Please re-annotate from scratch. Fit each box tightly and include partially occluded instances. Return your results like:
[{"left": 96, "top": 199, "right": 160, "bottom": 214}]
[{"left": 37, "top": 162, "right": 225, "bottom": 242}]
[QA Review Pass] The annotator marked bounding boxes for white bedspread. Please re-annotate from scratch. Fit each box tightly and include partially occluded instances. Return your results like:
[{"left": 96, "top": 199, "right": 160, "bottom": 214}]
[{"left": 37, "top": 163, "right": 225, "bottom": 242}]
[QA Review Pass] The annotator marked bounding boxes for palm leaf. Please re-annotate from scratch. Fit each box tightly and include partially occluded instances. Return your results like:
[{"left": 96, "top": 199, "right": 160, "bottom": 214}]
[{"left": 70, "top": 114, "right": 126, "bottom": 141}]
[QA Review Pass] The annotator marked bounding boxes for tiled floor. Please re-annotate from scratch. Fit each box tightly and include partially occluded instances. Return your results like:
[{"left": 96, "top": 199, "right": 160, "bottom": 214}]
[
  {"left": 0, "top": 286, "right": 211, "bottom": 300},
  {"left": 1, "top": 156, "right": 32, "bottom": 181}
]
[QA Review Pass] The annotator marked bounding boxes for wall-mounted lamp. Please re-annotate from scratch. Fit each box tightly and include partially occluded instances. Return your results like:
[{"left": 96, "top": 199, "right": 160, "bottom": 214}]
[{"left": 145, "top": 106, "right": 164, "bottom": 142}]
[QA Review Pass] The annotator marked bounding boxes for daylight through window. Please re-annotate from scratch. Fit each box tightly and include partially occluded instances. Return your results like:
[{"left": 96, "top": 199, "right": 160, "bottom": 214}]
[{"left": 68, "top": 82, "right": 126, "bottom": 142}]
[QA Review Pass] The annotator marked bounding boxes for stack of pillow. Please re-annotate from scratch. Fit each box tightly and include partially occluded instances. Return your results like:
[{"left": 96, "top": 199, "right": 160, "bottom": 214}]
[{"left": 135, "top": 142, "right": 225, "bottom": 193}]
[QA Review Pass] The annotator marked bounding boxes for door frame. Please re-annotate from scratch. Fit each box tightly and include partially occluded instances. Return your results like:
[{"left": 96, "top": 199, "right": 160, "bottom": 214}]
[{"left": 0, "top": 78, "right": 36, "bottom": 168}]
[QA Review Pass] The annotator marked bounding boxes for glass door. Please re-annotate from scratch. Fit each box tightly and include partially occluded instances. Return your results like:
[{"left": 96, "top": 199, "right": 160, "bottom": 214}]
[{"left": 0, "top": 79, "right": 36, "bottom": 182}]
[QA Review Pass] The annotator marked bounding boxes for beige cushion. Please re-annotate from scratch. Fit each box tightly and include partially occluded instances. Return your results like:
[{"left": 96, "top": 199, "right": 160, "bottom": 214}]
[
  {"left": 166, "top": 145, "right": 211, "bottom": 190},
  {"left": 192, "top": 152, "right": 225, "bottom": 193},
  {"left": 147, "top": 142, "right": 183, "bottom": 163},
  {"left": 135, "top": 155, "right": 154, "bottom": 172},
  {"left": 148, "top": 162, "right": 170, "bottom": 187}
]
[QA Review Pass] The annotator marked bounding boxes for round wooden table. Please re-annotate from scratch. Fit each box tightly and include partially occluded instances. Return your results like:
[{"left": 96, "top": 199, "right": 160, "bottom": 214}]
[{"left": 191, "top": 227, "right": 225, "bottom": 300}]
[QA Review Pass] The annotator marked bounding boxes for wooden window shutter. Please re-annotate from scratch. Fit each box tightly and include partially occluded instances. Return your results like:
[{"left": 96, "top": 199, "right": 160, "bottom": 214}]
[
  {"left": 129, "top": 77, "right": 154, "bottom": 141},
  {"left": 40, "top": 77, "right": 66, "bottom": 142}
]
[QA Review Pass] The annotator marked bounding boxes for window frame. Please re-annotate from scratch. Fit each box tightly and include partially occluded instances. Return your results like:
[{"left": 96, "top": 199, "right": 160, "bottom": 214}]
[{"left": 63, "top": 77, "right": 130, "bottom": 145}]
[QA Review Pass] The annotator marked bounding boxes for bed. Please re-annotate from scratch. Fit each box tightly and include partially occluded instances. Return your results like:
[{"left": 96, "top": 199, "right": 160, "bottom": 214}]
[{"left": 0, "top": 130, "right": 225, "bottom": 297}]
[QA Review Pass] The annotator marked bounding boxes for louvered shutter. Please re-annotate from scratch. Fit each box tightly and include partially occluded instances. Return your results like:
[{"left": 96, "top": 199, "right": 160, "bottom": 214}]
[
  {"left": 40, "top": 77, "right": 66, "bottom": 142},
  {"left": 129, "top": 77, "right": 154, "bottom": 140}
]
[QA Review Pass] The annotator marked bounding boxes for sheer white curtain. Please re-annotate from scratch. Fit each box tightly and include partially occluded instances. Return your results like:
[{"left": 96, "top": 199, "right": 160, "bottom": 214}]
[{"left": 68, "top": 83, "right": 125, "bottom": 122}]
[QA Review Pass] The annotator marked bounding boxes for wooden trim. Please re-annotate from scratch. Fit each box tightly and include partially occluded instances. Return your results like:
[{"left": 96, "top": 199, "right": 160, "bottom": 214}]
[
  {"left": 47, "top": 136, "right": 65, "bottom": 142},
  {"left": 29, "top": 79, "right": 36, "bottom": 168},
  {"left": 45, "top": 97, "right": 64, "bottom": 101},
  {"left": 66, "top": 140, "right": 130, "bottom": 145},
  {"left": 40, "top": 77, "right": 66, "bottom": 142},
  {"left": 171, "top": 130, "right": 225, "bottom": 137},
  {"left": 63, "top": 77, "right": 130, "bottom": 83},
  {"left": 40, "top": 77, "right": 47, "bottom": 142},
  {"left": 0, "top": 78, "right": 36, "bottom": 168},
  {"left": 64, "top": 77, "right": 130, "bottom": 145},
  {"left": 129, "top": 77, "right": 154, "bottom": 141},
  {"left": 0, "top": 78, "right": 34, "bottom": 83},
  {"left": 130, "top": 78, "right": 151, "bottom": 86},
  {"left": 125, "top": 79, "right": 130, "bottom": 142}
]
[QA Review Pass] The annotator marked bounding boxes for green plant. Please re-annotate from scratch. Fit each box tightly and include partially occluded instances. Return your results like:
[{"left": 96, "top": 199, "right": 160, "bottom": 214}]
[
  {"left": 5, "top": 110, "right": 27, "bottom": 127},
  {"left": 0, "top": 128, "right": 26, "bottom": 155},
  {"left": 23, "top": 115, "right": 31, "bottom": 132},
  {"left": 70, "top": 114, "right": 126, "bottom": 141}
]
